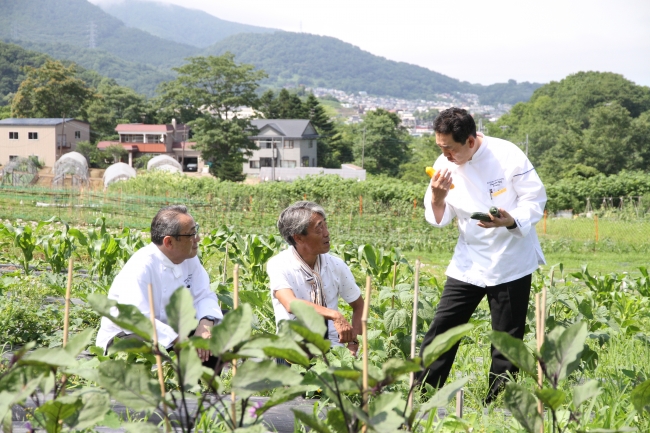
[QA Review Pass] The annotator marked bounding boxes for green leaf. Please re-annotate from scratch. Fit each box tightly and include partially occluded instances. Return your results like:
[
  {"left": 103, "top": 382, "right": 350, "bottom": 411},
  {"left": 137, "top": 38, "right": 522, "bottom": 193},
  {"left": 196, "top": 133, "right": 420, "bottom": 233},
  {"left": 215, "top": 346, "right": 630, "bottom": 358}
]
[
  {"left": 288, "top": 321, "right": 331, "bottom": 354},
  {"left": 63, "top": 328, "right": 95, "bottom": 357},
  {"left": 165, "top": 288, "right": 198, "bottom": 343},
  {"left": 489, "top": 331, "right": 538, "bottom": 380},
  {"left": 368, "top": 392, "right": 405, "bottom": 432},
  {"left": 331, "top": 369, "right": 362, "bottom": 380},
  {"left": 20, "top": 348, "right": 78, "bottom": 368},
  {"left": 178, "top": 346, "right": 203, "bottom": 390},
  {"left": 573, "top": 379, "right": 602, "bottom": 409},
  {"left": 420, "top": 376, "right": 471, "bottom": 412},
  {"left": 381, "top": 358, "right": 421, "bottom": 382},
  {"left": 231, "top": 360, "right": 303, "bottom": 398},
  {"left": 88, "top": 294, "right": 153, "bottom": 341},
  {"left": 290, "top": 301, "right": 327, "bottom": 336},
  {"left": 383, "top": 309, "right": 408, "bottom": 334},
  {"left": 33, "top": 396, "right": 82, "bottom": 433},
  {"left": 256, "top": 385, "right": 320, "bottom": 415},
  {"left": 422, "top": 324, "right": 473, "bottom": 368},
  {"left": 540, "top": 322, "right": 588, "bottom": 383},
  {"left": 631, "top": 379, "right": 650, "bottom": 414},
  {"left": 95, "top": 360, "right": 162, "bottom": 411},
  {"left": 535, "top": 388, "right": 566, "bottom": 411},
  {"left": 292, "top": 409, "right": 332, "bottom": 433},
  {"left": 123, "top": 423, "right": 162, "bottom": 433},
  {"left": 504, "top": 383, "right": 542, "bottom": 433},
  {"left": 107, "top": 337, "right": 152, "bottom": 355},
  {"left": 263, "top": 347, "right": 310, "bottom": 368},
  {"left": 234, "top": 425, "right": 268, "bottom": 433},
  {"left": 325, "top": 409, "right": 347, "bottom": 433},
  {"left": 209, "top": 303, "right": 252, "bottom": 356},
  {"left": 61, "top": 392, "right": 111, "bottom": 431}
]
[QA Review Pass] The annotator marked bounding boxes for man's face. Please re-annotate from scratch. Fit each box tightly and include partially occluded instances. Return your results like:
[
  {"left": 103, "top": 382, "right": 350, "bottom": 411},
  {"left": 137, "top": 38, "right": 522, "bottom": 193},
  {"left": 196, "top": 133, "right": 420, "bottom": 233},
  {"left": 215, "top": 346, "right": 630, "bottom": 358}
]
[
  {"left": 435, "top": 132, "right": 477, "bottom": 165},
  {"left": 167, "top": 214, "right": 200, "bottom": 263},
  {"left": 297, "top": 213, "right": 330, "bottom": 256}
]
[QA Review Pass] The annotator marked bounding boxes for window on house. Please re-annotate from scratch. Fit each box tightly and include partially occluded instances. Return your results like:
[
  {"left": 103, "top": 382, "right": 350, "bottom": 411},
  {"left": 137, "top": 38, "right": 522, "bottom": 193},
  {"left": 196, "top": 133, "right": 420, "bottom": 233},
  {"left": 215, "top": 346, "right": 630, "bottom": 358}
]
[
  {"left": 249, "top": 160, "right": 260, "bottom": 169},
  {"left": 28, "top": 132, "right": 38, "bottom": 140},
  {"left": 283, "top": 140, "right": 294, "bottom": 149},
  {"left": 9, "top": 155, "right": 18, "bottom": 161},
  {"left": 260, "top": 157, "right": 276, "bottom": 167},
  {"left": 75, "top": 131, "right": 81, "bottom": 139},
  {"left": 309, "top": 140, "right": 314, "bottom": 148},
  {"left": 301, "top": 156, "right": 309, "bottom": 167},
  {"left": 9, "top": 132, "right": 18, "bottom": 139},
  {"left": 281, "top": 160, "right": 296, "bottom": 168}
]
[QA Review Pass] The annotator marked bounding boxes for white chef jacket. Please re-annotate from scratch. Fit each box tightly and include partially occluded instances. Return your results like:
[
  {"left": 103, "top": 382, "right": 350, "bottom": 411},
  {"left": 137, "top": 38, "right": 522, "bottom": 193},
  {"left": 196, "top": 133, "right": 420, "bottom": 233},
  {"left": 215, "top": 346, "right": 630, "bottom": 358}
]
[
  {"left": 96, "top": 243, "right": 223, "bottom": 349},
  {"left": 424, "top": 134, "right": 546, "bottom": 287},
  {"left": 267, "top": 248, "right": 361, "bottom": 346}
]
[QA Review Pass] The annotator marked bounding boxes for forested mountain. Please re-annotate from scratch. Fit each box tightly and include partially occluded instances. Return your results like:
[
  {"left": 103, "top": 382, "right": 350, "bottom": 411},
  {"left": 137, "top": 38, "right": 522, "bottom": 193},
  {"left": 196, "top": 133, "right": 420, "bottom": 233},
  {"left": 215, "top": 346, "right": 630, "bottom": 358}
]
[
  {"left": 100, "top": 0, "right": 276, "bottom": 48},
  {"left": 203, "top": 32, "right": 542, "bottom": 105},
  {"left": 0, "top": 0, "right": 198, "bottom": 67},
  {"left": 489, "top": 72, "right": 650, "bottom": 181}
]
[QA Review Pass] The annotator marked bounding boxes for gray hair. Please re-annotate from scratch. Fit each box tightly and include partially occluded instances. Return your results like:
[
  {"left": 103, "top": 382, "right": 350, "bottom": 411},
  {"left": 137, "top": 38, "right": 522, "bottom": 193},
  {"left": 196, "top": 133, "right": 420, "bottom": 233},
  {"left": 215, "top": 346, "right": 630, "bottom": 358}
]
[
  {"left": 151, "top": 205, "right": 189, "bottom": 245},
  {"left": 277, "top": 201, "right": 326, "bottom": 246}
]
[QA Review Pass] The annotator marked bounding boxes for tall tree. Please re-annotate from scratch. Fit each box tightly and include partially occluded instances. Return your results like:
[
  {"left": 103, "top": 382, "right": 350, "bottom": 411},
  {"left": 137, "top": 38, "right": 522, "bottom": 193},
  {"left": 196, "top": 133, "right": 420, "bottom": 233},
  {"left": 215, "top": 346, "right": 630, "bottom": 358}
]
[
  {"left": 354, "top": 109, "right": 410, "bottom": 176},
  {"left": 304, "top": 93, "right": 352, "bottom": 167},
  {"left": 11, "top": 60, "right": 95, "bottom": 119},
  {"left": 158, "top": 53, "right": 267, "bottom": 181}
]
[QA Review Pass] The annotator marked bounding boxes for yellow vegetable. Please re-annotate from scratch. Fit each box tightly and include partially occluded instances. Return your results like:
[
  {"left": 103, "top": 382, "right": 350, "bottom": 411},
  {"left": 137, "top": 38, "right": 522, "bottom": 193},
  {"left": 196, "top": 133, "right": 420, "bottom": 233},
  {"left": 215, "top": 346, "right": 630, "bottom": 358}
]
[{"left": 425, "top": 166, "right": 454, "bottom": 189}]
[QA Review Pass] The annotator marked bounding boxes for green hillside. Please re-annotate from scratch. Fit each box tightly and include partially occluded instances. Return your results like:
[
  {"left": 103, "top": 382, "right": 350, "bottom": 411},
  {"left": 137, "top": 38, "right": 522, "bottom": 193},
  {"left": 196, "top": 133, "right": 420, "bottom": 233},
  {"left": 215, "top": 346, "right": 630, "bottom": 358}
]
[
  {"left": 100, "top": 0, "right": 277, "bottom": 48},
  {"left": 203, "top": 32, "right": 541, "bottom": 105},
  {"left": 10, "top": 40, "right": 174, "bottom": 97},
  {"left": 0, "top": 0, "right": 197, "bottom": 67}
]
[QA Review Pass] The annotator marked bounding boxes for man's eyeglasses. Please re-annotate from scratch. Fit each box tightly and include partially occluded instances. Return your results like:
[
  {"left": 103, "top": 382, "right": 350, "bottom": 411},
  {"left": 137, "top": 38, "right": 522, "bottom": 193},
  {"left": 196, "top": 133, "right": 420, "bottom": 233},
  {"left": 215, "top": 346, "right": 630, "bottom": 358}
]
[{"left": 172, "top": 224, "right": 200, "bottom": 239}]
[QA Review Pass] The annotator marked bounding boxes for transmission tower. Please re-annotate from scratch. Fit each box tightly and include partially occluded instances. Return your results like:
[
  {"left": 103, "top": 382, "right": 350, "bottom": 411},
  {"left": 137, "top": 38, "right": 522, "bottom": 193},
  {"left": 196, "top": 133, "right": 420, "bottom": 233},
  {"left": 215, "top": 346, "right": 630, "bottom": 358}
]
[{"left": 88, "top": 21, "right": 97, "bottom": 49}]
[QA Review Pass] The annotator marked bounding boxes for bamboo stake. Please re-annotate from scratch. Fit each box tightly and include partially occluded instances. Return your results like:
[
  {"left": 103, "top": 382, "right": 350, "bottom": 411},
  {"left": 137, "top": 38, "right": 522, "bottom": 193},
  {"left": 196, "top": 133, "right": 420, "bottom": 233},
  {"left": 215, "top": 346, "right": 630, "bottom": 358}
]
[
  {"left": 455, "top": 388, "right": 464, "bottom": 418},
  {"left": 391, "top": 261, "right": 398, "bottom": 309},
  {"left": 407, "top": 259, "right": 420, "bottom": 411},
  {"left": 147, "top": 283, "right": 170, "bottom": 433},
  {"left": 60, "top": 257, "right": 74, "bottom": 395},
  {"left": 231, "top": 264, "right": 239, "bottom": 427},
  {"left": 536, "top": 286, "right": 547, "bottom": 433},
  {"left": 361, "top": 275, "right": 372, "bottom": 433}
]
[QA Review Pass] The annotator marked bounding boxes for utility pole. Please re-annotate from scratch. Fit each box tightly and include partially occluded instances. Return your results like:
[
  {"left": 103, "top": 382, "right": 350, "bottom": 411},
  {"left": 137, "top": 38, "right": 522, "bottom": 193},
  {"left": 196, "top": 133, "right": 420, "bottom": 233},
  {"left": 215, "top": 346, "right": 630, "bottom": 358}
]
[
  {"left": 361, "top": 127, "right": 366, "bottom": 169},
  {"left": 525, "top": 134, "right": 529, "bottom": 156}
]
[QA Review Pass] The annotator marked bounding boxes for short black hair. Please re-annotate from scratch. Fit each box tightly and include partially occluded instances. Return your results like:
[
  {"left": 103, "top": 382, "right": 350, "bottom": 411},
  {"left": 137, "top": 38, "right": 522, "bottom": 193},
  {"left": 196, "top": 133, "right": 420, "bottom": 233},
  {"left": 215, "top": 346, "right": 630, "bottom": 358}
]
[
  {"left": 151, "top": 205, "right": 188, "bottom": 245},
  {"left": 433, "top": 108, "right": 477, "bottom": 145}
]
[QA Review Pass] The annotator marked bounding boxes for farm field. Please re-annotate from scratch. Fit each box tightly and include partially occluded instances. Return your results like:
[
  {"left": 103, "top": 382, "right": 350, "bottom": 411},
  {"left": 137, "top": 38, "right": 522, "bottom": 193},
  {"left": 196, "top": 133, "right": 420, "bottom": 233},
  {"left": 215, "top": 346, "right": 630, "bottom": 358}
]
[{"left": 1, "top": 178, "right": 649, "bottom": 432}]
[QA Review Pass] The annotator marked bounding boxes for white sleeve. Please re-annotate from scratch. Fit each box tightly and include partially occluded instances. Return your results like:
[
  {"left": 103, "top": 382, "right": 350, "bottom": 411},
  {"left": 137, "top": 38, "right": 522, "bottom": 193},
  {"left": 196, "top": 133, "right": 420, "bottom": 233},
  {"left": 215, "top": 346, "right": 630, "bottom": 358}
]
[
  {"left": 190, "top": 259, "right": 223, "bottom": 321},
  {"left": 507, "top": 161, "right": 547, "bottom": 239},
  {"left": 423, "top": 179, "right": 455, "bottom": 226},
  {"left": 335, "top": 261, "right": 361, "bottom": 304}
]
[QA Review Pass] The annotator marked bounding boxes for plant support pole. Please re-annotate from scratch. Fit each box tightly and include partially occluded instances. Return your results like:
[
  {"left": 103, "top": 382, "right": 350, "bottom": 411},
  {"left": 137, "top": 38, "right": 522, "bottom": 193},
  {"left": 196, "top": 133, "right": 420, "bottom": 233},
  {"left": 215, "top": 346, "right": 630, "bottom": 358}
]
[
  {"left": 536, "top": 286, "right": 547, "bottom": 433},
  {"left": 147, "top": 283, "right": 170, "bottom": 433},
  {"left": 61, "top": 257, "right": 74, "bottom": 395},
  {"left": 231, "top": 264, "right": 239, "bottom": 427},
  {"left": 407, "top": 259, "right": 420, "bottom": 411},
  {"left": 362, "top": 275, "right": 372, "bottom": 433}
]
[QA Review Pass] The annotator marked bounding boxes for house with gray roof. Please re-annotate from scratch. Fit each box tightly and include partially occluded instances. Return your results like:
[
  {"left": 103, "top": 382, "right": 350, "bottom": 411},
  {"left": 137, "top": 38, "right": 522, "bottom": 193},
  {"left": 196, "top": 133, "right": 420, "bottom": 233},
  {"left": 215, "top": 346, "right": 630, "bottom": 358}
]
[
  {"left": 0, "top": 118, "right": 90, "bottom": 167},
  {"left": 245, "top": 119, "right": 318, "bottom": 177}
]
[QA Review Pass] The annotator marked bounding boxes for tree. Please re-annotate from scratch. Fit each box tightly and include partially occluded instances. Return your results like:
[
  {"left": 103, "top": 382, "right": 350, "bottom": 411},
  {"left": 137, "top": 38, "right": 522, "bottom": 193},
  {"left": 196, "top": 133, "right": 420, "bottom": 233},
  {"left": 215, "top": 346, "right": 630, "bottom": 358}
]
[
  {"left": 105, "top": 144, "right": 127, "bottom": 164},
  {"left": 11, "top": 60, "right": 95, "bottom": 119},
  {"left": 304, "top": 93, "right": 352, "bottom": 167},
  {"left": 158, "top": 53, "right": 266, "bottom": 181},
  {"left": 354, "top": 109, "right": 410, "bottom": 177},
  {"left": 399, "top": 135, "right": 441, "bottom": 183}
]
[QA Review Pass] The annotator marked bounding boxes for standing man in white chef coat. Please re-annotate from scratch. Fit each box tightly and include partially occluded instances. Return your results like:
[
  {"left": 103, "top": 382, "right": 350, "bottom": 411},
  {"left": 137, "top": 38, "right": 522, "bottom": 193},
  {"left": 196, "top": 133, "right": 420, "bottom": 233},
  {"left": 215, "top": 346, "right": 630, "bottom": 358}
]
[{"left": 418, "top": 107, "right": 546, "bottom": 404}]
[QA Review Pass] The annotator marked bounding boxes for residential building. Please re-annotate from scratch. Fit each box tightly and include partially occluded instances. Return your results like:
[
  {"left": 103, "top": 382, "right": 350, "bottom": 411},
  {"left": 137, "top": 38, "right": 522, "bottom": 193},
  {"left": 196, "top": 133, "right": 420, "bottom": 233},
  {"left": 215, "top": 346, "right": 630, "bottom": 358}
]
[
  {"left": 0, "top": 118, "right": 90, "bottom": 167},
  {"left": 97, "top": 122, "right": 203, "bottom": 172},
  {"left": 245, "top": 119, "right": 318, "bottom": 177}
]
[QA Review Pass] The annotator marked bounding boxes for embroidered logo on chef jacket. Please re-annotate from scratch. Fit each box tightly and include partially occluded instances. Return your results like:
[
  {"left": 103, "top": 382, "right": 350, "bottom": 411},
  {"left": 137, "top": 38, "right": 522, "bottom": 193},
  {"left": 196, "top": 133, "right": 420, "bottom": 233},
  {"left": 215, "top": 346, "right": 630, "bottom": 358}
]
[{"left": 184, "top": 273, "right": 193, "bottom": 288}]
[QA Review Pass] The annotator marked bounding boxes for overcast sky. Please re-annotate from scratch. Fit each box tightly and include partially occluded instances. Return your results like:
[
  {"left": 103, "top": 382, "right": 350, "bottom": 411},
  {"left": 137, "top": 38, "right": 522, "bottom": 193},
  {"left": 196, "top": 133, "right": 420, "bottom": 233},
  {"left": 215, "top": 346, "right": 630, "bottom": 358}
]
[{"left": 92, "top": 0, "right": 650, "bottom": 87}]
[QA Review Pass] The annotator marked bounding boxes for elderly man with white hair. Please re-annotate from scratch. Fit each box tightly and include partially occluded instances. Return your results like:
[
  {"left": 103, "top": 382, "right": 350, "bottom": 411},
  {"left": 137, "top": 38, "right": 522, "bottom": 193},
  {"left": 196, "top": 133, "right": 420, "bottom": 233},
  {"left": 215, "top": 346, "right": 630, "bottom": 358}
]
[{"left": 267, "top": 201, "right": 364, "bottom": 354}]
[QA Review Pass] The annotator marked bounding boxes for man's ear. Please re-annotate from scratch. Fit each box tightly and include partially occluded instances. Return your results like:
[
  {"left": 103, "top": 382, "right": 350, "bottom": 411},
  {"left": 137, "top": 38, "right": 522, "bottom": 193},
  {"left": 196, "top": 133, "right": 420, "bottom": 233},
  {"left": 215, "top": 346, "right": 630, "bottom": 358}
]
[
  {"left": 292, "top": 233, "right": 303, "bottom": 246},
  {"left": 162, "top": 236, "right": 173, "bottom": 249}
]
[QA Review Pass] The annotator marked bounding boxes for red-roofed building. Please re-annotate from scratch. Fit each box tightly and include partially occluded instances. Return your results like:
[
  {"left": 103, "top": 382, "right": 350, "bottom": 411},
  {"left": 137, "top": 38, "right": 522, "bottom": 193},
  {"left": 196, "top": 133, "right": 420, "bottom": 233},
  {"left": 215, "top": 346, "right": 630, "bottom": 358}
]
[{"left": 96, "top": 121, "right": 203, "bottom": 172}]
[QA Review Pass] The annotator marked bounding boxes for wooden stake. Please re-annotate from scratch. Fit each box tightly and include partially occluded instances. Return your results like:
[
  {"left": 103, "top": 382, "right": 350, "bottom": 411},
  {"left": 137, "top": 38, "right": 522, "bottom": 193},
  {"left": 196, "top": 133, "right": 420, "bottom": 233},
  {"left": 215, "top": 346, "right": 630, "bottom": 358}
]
[
  {"left": 407, "top": 259, "right": 420, "bottom": 411},
  {"left": 60, "top": 257, "right": 74, "bottom": 395},
  {"left": 361, "top": 276, "right": 372, "bottom": 433},
  {"left": 455, "top": 388, "right": 464, "bottom": 418},
  {"left": 594, "top": 214, "right": 599, "bottom": 242},
  {"left": 231, "top": 264, "right": 239, "bottom": 427},
  {"left": 147, "top": 283, "right": 170, "bottom": 433},
  {"left": 391, "top": 261, "right": 398, "bottom": 309},
  {"left": 536, "top": 286, "right": 547, "bottom": 433}
]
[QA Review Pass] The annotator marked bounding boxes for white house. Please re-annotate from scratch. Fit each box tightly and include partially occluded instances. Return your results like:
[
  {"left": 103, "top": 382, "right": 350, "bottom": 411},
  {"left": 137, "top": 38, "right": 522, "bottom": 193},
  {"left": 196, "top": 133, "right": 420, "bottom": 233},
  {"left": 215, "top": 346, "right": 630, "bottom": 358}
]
[{"left": 245, "top": 119, "right": 318, "bottom": 177}]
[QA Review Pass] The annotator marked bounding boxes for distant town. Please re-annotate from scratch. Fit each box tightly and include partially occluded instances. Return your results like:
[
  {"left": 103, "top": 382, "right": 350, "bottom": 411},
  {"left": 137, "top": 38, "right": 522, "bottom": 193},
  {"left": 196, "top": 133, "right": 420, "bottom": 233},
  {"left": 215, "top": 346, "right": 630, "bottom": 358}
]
[{"left": 307, "top": 87, "right": 512, "bottom": 132}]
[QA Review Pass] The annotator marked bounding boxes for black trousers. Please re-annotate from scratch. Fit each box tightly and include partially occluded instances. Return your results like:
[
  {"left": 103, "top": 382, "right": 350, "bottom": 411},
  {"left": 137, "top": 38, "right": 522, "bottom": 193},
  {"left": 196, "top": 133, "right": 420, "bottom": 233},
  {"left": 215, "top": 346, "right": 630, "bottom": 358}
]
[{"left": 418, "top": 274, "right": 531, "bottom": 402}]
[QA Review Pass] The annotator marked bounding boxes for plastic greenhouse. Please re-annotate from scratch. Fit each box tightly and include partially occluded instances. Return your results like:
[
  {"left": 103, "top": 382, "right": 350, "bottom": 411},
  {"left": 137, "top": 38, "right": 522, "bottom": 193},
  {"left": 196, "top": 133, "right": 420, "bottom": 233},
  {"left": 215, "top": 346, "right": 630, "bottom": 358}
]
[
  {"left": 1, "top": 157, "right": 39, "bottom": 186},
  {"left": 147, "top": 155, "right": 182, "bottom": 173},
  {"left": 103, "top": 162, "right": 136, "bottom": 188},
  {"left": 52, "top": 151, "right": 89, "bottom": 187}
]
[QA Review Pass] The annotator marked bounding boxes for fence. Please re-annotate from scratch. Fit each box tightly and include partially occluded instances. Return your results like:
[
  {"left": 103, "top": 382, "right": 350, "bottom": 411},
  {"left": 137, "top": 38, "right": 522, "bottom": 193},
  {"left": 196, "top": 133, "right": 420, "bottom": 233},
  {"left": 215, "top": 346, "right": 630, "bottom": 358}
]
[{"left": 2, "top": 185, "right": 650, "bottom": 254}]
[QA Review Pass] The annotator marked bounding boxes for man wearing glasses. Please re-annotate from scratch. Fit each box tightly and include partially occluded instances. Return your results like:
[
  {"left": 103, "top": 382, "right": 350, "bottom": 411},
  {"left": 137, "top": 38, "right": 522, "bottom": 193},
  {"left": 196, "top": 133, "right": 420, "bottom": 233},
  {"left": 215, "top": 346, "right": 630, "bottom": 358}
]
[{"left": 96, "top": 205, "right": 223, "bottom": 368}]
